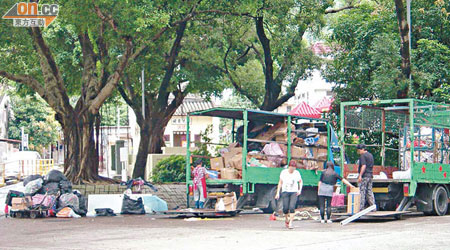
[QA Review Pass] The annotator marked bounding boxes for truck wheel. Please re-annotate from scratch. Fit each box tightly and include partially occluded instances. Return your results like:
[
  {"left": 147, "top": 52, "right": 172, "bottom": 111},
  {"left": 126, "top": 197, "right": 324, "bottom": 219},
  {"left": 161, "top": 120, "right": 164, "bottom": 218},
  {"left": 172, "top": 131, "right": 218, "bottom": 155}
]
[
  {"left": 262, "top": 187, "right": 278, "bottom": 214},
  {"left": 432, "top": 186, "right": 448, "bottom": 216},
  {"left": 30, "top": 211, "right": 38, "bottom": 219}
]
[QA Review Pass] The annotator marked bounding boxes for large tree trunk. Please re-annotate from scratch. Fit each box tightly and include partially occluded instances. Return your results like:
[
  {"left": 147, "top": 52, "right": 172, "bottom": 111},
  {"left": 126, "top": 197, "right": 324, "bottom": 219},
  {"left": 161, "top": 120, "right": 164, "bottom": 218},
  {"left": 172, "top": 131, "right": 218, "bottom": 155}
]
[
  {"left": 394, "top": 0, "right": 411, "bottom": 98},
  {"left": 132, "top": 116, "right": 167, "bottom": 179},
  {"left": 62, "top": 112, "right": 103, "bottom": 184}
]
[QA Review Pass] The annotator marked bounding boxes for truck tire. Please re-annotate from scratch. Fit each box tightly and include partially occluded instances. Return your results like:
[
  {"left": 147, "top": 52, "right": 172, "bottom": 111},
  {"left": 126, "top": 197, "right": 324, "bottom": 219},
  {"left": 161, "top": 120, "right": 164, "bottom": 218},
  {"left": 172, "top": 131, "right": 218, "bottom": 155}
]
[
  {"left": 261, "top": 187, "right": 278, "bottom": 214},
  {"left": 432, "top": 186, "right": 448, "bottom": 216}
]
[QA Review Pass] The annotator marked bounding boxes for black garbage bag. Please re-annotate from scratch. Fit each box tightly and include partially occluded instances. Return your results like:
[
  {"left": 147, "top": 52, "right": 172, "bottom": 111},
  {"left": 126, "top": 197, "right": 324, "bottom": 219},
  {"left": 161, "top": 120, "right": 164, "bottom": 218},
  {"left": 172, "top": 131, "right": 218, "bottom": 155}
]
[
  {"left": 45, "top": 169, "right": 67, "bottom": 183},
  {"left": 59, "top": 180, "right": 72, "bottom": 194},
  {"left": 5, "top": 190, "right": 24, "bottom": 206},
  {"left": 73, "top": 190, "right": 87, "bottom": 216},
  {"left": 121, "top": 195, "right": 145, "bottom": 214},
  {"left": 39, "top": 182, "right": 60, "bottom": 195},
  {"left": 95, "top": 208, "right": 116, "bottom": 216},
  {"left": 23, "top": 175, "right": 43, "bottom": 186}
]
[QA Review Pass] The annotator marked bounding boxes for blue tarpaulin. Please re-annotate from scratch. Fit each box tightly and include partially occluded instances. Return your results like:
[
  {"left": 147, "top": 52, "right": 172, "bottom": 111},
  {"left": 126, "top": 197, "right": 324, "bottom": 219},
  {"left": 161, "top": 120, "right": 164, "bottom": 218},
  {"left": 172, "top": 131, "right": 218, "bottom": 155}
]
[{"left": 142, "top": 196, "right": 168, "bottom": 212}]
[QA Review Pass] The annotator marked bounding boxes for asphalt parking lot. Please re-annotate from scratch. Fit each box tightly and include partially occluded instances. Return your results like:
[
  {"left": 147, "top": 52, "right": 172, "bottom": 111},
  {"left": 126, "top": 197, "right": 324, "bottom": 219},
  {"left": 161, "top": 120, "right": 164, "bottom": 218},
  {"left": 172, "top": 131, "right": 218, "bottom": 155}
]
[{"left": 1, "top": 211, "right": 450, "bottom": 250}]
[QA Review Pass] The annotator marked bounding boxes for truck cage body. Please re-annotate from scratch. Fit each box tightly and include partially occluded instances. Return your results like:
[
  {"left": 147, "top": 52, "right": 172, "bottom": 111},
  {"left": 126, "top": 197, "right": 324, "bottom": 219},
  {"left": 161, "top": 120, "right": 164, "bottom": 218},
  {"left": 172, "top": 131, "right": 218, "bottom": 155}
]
[
  {"left": 340, "top": 99, "right": 450, "bottom": 197},
  {"left": 185, "top": 108, "right": 338, "bottom": 208}
]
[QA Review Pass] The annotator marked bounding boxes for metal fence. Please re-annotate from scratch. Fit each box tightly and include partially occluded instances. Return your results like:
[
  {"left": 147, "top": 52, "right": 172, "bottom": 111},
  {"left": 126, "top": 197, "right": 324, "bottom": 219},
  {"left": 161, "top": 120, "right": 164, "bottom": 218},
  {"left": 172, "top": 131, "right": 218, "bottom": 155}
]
[{"left": 1, "top": 159, "right": 54, "bottom": 181}]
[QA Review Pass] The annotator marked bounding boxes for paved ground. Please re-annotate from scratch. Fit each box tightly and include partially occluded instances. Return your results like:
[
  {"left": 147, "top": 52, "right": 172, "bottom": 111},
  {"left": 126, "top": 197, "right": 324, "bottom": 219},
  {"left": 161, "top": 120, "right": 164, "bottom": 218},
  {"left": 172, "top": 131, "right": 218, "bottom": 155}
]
[{"left": 1, "top": 211, "right": 450, "bottom": 250}]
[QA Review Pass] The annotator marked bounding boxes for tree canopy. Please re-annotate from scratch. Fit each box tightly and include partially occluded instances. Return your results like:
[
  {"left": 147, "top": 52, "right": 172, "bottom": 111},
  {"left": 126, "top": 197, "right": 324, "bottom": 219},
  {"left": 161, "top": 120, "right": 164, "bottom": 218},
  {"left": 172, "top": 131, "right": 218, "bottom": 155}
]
[{"left": 323, "top": 0, "right": 450, "bottom": 105}]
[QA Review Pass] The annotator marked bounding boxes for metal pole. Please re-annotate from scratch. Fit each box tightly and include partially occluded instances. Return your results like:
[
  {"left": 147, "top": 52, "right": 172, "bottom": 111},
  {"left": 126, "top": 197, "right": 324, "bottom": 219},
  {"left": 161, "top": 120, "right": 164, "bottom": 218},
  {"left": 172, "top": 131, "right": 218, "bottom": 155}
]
[
  {"left": 382, "top": 110, "right": 386, "bottom": 167},
  {"left": 340, "top": 103, "right": 346, "bottom": 194},
  {"left": 117, "top": 106, "right": 120, "bottom": 139},
  {"left": 21, "top": 127, "right": 24, "bottom": 151},
  {"left": 409, "top": 100, "right": 415, "bottom": 182},
  {"left": 186, "top": 115, "right": 191, "bottom": 208},
  {"left": 242, "top": 110, "right": 248, "bottom": 193},
  {"left": 141, "top": 68, "right": 145, "bottom": 118},
  {"left": 287, "top": 116, "right": 292, "bottom": 164},
  {"left": 340, "top": 103, "right": 345, "bottom": 172},
  {"left": 231, "top": 119, "right": 236, "bottom": 143}
]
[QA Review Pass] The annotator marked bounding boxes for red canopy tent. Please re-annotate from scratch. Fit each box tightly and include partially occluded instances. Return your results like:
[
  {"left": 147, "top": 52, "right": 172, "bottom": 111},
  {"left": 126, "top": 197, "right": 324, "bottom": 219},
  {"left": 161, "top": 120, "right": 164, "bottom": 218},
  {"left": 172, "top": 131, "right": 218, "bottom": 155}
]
[
  {"left": 288, "top": 101, "right": 321, "bottom": 118},
  {"left": 314, "top": 97, "right": 334, "bottom": 112}
]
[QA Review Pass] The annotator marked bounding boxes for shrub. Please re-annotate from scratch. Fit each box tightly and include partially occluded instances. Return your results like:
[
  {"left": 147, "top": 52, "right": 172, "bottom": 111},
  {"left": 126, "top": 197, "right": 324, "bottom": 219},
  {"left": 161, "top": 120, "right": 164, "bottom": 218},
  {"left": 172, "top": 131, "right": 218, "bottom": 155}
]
[{"left": 151, "top": 155, "right": 186, "bottom": 183}]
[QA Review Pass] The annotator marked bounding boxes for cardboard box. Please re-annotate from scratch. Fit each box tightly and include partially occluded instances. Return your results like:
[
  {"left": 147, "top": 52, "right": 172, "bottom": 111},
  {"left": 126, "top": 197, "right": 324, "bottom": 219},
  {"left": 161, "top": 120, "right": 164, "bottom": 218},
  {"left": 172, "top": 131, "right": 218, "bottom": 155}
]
[
  {"left": 221, "top": 168, "right": 238, "bottom": 179},
  {"left": 313, "top": 148, "right": 328, "bottom": 160},
  {"left": 215, "top": 192, "right": 237, "bottom": 211},
  {"left": 223, "top": 147, "right": 242, "bottom": 168},
  {"left": 210, "top": 157, "right": 225, "bottom": 171},
  {"left": 347, "top": 192, "right": 361, "bottom": 214},
  {"left": 318, "top": 135, "right": 327, "bottom": 146},
  {"left": 11, "top": 196, "right": 32, "bottom": 210},
  {"left": 291, "top": 146, "right": 307, "bottom": 159},
  {"left": 230, "top": 154, "right": 243, "bottom": 170}
]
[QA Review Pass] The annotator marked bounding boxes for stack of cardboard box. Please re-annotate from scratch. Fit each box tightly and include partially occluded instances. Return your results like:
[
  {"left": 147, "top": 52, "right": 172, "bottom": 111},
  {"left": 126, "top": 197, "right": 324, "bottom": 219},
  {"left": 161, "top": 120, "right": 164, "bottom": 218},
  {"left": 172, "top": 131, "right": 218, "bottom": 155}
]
[
  {"left": 208, "top": 123, "right": 328, "bottom": 179},
  {"left": 347, "top": 187, "right": 361, "bottom": 214},
  {"left": 11, "top": 196, "right": 32, "bottom": 210},
  {"left": 214, "top": 192, "right": 237, "bottom": 212}
]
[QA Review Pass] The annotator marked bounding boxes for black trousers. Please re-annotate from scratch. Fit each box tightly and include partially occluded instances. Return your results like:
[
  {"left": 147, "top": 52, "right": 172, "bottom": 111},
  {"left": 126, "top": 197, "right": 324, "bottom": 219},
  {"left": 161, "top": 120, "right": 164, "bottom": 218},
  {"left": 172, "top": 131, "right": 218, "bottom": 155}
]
[
  {"left": 318, "top": 195, "right": 332, "bottom": 220},
  {"left": 281, "top": 192, "right": 298, "bottom": 214}
]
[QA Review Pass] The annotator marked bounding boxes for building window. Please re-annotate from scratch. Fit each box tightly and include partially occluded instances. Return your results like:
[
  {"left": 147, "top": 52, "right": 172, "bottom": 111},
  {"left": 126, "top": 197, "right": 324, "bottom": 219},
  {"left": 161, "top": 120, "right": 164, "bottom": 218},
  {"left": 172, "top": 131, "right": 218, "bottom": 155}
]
[
  {"left": 286, "top": 106, "right": 291, "bottom": 113},
  {"left": 194, "top": 134, "right": 201, "bottom": 142}
]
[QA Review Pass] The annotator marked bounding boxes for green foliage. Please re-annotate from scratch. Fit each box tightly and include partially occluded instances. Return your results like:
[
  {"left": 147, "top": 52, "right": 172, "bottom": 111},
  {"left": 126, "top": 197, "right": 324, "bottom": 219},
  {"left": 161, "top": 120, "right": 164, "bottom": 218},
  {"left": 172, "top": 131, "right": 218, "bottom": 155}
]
[
  {"left": 414, "top": 39, "right": 450, "bottom": 101},
  {"left": 192, "top": 125, "right": 212, "bottom": 167},
  {"left": 323, "top": 2, "right": 399, "bottom": 102},
  {"left": 151, "top": 155, "right": 186, "bottom": 183},
  {"left": 99, "top": 99, "right": 129, "bottom": 126},
  {"left": 324, "top": 0, "right": 450, "bottom": 103},
  {"left": 197, "top": 0, "right": 327, "bottom": 110},
  {"left": 8, "top": 93, "right": 60, "bottom": 152}
]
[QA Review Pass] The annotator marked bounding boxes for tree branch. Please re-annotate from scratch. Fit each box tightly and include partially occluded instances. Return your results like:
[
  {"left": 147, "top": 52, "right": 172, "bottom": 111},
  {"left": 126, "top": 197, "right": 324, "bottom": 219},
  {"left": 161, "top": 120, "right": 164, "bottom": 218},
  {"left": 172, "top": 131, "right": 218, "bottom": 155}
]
[
  {"left": 88, "top": 39, "right": 134, "bottom": 114},
  {"left": 157, "top": 21, "right": 188, "bottom": 109},
  {"left": 325, "top": 5, "right": 356, "bottom": 14},
  {"left": 255, "top": 16, "right": 276, "bottom": 110},
  {"left": 0, "top": 71, "right": 45, "bottom": 97},
  {"left": 271, "top": 72, "right": 302, "bottom": 110},
  {"left": 223, "top": 44, "right": 260, "bottom": 106},
  {"left": 79, "top": 32, "right": 100, "bottom": 104},
  {"left": 28, "top": 27, "right": 73, "bottom": 115}
]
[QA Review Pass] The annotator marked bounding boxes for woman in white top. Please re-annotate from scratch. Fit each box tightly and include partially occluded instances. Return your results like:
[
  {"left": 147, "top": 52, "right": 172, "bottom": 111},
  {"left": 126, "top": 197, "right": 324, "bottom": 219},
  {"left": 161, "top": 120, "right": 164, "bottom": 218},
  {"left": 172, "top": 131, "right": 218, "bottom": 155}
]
[{"left": 275, "top": 161, "right": 303, "bottom": 229}]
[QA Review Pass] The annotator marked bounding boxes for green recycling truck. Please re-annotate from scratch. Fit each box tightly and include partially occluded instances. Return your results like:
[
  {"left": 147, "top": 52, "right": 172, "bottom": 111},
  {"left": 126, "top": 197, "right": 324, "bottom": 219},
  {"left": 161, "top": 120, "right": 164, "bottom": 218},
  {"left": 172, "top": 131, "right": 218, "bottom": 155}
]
[
  {"left": 185, "top": 108, "right": 339, "bottom": 212},
  {"left": 340, "top": 99, "right": 450, "bottom": 215}
]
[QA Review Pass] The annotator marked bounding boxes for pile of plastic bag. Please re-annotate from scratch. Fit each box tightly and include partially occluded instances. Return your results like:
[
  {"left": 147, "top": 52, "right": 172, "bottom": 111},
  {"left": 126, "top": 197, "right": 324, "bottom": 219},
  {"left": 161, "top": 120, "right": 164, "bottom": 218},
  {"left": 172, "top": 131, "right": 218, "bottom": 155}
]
[{"left": 4, "top": 170, "right": 87, "bottom": 219}]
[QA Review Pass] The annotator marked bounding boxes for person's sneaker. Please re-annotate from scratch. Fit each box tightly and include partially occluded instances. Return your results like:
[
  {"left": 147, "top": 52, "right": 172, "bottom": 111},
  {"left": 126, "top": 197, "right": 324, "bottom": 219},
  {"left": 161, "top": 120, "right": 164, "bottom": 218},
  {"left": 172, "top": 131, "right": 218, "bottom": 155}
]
[
  {"left": 326, "top": 220, "right": 333, "bottom": 224},
  {"left": 288, "top": 221, "right": 294, "bottom": 229},
  {"left": 320, "top": 220, "right": 325, "bottom": 224}
]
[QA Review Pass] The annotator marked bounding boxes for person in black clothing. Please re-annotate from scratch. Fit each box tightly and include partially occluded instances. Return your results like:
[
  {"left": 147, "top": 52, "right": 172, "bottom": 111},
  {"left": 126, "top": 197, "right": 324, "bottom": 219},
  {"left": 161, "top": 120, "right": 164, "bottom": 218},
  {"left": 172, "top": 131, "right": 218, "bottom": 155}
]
[
  {"left": 357, "top": 144, "right": 376, "bottom": 210},
  {"left": 318, "top": 161, "right": 354, "bottom": 223}
]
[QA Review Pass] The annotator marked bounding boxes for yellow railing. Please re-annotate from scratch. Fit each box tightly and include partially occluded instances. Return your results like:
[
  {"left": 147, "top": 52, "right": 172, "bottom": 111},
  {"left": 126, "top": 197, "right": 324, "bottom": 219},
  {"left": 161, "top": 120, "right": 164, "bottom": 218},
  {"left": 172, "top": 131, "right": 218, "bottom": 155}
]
[
  {"left": 2, "top": 159, "right": 54, "bottom": 181},
  {"left": 37, "top": 159, "right": 54, "bottom": 176}
]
